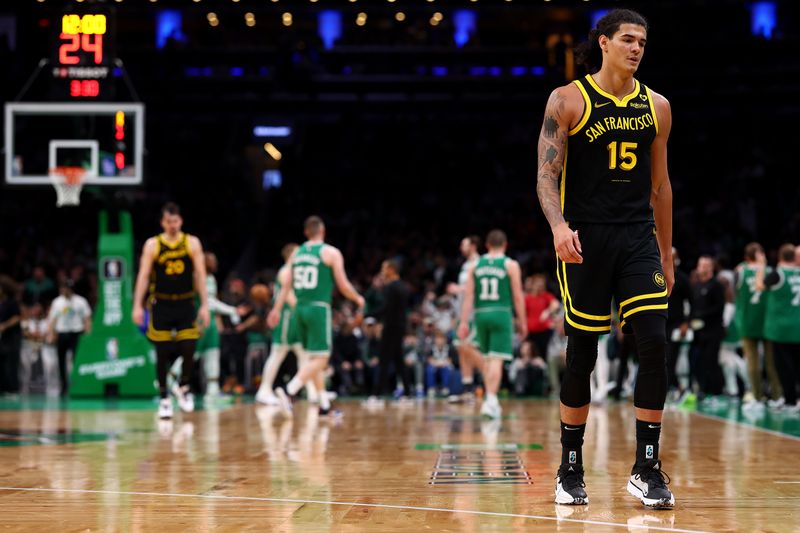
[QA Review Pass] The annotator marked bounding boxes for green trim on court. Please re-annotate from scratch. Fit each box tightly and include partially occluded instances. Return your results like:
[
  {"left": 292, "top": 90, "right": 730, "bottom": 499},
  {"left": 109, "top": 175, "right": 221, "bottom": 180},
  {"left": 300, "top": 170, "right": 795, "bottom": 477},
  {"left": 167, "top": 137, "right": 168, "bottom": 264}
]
[
  {"left": 691, "top": 395, "right": 800, "bottom": 439},
  {"left": 415, "top": 443, "right": 543, "bottom": 451},
  {"left": 0, "top": 395, "right": 245, "bottom": 412},
  {"left": 0, "top": 430, "right": 113, "bottom": 447}
]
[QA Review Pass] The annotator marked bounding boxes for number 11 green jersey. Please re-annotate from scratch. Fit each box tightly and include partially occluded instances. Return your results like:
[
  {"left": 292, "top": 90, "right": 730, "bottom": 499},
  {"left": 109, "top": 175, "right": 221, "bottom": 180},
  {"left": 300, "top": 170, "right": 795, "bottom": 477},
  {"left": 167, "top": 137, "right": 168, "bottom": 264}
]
[{"left": 474, "top": 255, "right": 512, "bottom": 312}]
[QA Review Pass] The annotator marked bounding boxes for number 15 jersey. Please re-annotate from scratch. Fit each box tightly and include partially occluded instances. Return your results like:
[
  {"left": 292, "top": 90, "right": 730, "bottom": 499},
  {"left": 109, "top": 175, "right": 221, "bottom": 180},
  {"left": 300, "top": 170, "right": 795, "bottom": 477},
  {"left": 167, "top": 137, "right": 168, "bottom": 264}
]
[
  {"left": 292, "top": 242, "right": 334, "bottom": 306},
  {"left": 562, "top": 74, "right": 659, "bottom": 224}
]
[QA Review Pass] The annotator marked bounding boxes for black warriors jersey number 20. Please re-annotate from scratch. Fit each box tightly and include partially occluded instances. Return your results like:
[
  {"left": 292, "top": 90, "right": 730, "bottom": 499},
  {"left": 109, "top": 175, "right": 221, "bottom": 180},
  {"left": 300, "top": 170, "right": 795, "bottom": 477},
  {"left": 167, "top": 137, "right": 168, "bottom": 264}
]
[
  {"left": 561, "top": 75, "right": 659, "bottom": 224},
  {"left": 150, "top": 233, "right": 195, "bottom": 300}
]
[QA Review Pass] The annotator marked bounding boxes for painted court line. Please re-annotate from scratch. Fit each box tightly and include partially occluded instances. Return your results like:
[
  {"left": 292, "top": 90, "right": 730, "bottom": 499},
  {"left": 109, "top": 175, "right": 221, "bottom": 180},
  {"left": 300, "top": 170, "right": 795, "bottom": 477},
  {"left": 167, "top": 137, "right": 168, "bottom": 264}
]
[
  {"left": 0, "top": 486, "right": 709, "bottom": 533},
  {"left": 688, "top": 410, "right": 800, "bottom": 442},
  {"left": 774, "top": 481, "right": 800, "bottom": 484}
]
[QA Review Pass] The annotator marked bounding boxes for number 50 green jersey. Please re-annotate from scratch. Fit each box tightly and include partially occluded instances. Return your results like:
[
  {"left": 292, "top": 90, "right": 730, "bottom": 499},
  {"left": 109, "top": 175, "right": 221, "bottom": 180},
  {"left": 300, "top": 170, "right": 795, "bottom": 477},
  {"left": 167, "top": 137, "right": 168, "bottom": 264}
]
[{"left": 292, "top": 242, "right": 334, "bottom": 305}]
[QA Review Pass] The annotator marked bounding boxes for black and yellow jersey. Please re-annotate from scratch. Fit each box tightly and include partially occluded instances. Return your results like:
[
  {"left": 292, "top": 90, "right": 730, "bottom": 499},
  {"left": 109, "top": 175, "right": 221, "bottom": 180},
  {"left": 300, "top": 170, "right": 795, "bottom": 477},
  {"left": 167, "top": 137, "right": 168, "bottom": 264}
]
[
  {"left": 149, "top": 233, "right": 195, "bottom": 300},
  {"left": 561, "top": 74, "right": 659, "bottom": 224}
]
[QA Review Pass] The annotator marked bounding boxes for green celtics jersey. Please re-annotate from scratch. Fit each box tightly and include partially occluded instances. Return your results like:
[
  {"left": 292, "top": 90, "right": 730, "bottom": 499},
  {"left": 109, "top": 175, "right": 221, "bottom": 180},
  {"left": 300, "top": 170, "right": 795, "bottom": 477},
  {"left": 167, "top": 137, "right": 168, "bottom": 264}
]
[
  {"left": 735, "top": 264, "right": 768, "bottom": 338},
  {"left": 764, "top": 266, "right": 800, "bottom": 344},
  {"left": 292, "top": 242, "right": 334, "bottom": 305},
  {"left": 473, "top": 254, "right": 512, "bottom": 312}
]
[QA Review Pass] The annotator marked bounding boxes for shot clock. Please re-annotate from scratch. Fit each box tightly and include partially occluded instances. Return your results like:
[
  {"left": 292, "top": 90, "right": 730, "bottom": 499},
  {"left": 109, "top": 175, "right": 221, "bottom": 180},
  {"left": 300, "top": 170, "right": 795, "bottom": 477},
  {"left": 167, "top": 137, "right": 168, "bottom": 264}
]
[
  {"left": 51, "top": 10, "right": 116, "bottom": 100},
  {"left": 4, "top": 6, "right": 143, "bottom": 188}
]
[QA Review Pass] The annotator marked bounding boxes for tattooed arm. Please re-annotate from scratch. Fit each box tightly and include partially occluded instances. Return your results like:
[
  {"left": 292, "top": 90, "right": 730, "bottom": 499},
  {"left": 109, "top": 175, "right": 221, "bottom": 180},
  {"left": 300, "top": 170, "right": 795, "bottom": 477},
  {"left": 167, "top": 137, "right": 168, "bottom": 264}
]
[{"left": 537, "top": 85, "right": 583, "bottom": 264}]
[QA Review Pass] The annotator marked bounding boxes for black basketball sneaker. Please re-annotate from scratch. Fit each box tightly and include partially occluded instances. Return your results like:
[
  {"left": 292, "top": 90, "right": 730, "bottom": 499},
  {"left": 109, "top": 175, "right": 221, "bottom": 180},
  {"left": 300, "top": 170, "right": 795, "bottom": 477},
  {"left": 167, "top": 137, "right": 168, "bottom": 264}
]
[
  {"left": 627, "top": 459, "right": 675, "bottom": 509},
  {"left": 555, "top": 464, "right": 589, "bottom": 505}
]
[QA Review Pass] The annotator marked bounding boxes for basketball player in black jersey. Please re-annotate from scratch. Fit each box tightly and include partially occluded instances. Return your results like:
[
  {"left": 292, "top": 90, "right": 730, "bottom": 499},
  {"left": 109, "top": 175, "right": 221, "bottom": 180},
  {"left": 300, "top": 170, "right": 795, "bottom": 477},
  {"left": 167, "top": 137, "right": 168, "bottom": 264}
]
[
  {"left": 133, "top": 203, "right": 210, "bottom": 419},
  {"left": 537, "top": 9, "right": 675, "bottom": 508}
]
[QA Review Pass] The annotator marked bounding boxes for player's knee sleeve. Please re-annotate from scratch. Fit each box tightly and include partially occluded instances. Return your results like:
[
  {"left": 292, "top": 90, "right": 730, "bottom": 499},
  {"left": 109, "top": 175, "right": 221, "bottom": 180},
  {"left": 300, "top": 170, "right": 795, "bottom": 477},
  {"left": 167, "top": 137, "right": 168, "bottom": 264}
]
[
  {"left": 630, "top": 314, "right": 668, "bottom": 410},
  {"left": 560, "top": 335, "right": 599, "bottom": 408},
  {"left": 204, "top": 348, "right": 220, "bottom": 380}
]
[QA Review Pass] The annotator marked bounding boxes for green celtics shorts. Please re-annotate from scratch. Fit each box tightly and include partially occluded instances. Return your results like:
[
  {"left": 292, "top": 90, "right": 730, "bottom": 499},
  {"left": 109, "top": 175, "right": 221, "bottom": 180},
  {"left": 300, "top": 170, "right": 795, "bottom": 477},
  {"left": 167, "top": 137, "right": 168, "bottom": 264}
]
[
  {"left": 295, "top": 302, "right": 332, "bottom": 357},
  {"left": 474, "top": 309, "right": 514, "bottom": 360},
  {"left": 273, "top": 307, "right": 300, "bottom": 347},
  {"left": 195, "top": 320, "right": 220, "bottom": 352},
  {"left": 453, "top": 318, "right": 477, "bottom": 347}
]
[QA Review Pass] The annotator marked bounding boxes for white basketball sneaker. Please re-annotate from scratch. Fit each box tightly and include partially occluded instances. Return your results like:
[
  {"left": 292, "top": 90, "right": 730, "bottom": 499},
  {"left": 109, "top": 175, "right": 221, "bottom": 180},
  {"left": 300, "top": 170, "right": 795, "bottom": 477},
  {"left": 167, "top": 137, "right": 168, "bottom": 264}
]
[
  {"left": 158, "top": 398, "right": 173, "bottom": 419},
  {"left": 255, "top": 388, "right": 280, "bottom": 406},
  {"left": 172, "top": 384, "right": 195, "bottom": 413},
  {"left": 480, "top": 398, "right": 502, "bottom": 419},
  {"left": 627, "top": 460, "right": 675, "bottom": 509}
]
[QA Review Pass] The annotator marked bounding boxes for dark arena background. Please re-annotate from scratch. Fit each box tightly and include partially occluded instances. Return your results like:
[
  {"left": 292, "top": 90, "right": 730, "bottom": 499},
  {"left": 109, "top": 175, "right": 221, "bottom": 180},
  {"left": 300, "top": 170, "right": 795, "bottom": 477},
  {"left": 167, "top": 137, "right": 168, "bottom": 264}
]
[{"left": 1, "top": 1, "right": 799, "bottom": 531}]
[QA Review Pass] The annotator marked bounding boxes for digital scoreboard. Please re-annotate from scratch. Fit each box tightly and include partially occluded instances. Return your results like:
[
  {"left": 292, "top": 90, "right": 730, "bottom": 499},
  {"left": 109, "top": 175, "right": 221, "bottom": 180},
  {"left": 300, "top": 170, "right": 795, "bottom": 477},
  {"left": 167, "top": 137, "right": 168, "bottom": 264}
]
[
  {"left": 52, "top": 10, "right": 116, "bottom": 100},
  {"left": 4, "top": 7, "right": 143, "bottom": 187}
]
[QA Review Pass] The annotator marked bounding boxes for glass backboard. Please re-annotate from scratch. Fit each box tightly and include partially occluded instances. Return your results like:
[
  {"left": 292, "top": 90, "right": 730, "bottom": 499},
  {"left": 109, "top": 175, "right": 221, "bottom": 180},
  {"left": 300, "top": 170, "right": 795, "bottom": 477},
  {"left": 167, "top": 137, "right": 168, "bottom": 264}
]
[{"left": 4, "top": 102, "right": 144, "bottom": 185}]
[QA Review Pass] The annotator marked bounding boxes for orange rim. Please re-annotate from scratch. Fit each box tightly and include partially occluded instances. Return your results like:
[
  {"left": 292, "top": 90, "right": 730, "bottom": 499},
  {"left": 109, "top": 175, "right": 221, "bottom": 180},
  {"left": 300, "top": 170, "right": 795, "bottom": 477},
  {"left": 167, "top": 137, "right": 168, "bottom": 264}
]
[{"left": 50, "top": 166, "right": 86, "bottom": 185}]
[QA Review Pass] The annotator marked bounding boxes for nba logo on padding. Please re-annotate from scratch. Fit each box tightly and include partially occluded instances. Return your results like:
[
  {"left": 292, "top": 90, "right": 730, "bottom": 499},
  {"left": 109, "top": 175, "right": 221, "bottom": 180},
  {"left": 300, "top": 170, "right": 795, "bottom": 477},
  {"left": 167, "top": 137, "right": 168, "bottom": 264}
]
[
  {"left": 569, "top": 451, "right": 577, "bottom": 464},
  {"left": 646, "top": 445, "right": 654, "bottom": 459}
]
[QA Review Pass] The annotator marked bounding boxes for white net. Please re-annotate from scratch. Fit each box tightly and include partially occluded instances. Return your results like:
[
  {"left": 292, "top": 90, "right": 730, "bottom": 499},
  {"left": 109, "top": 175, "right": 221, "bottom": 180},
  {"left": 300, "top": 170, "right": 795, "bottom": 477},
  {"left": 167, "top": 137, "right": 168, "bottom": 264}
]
[{"left": 49, "top": 167, "right": 86, "bottom": 207}]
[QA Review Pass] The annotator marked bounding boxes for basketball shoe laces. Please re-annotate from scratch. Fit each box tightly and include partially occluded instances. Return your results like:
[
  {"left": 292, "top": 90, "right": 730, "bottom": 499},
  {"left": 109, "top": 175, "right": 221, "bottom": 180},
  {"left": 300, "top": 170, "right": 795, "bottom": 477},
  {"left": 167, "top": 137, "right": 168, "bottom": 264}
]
[{"left": 633, "top": 459, "right": 671, "bottom": 490}]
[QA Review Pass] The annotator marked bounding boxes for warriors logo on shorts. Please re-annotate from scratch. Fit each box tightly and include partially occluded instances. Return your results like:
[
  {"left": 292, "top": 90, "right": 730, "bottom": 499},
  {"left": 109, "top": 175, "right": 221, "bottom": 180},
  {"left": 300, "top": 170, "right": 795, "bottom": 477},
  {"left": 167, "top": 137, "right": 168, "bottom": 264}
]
[{"left": 653, "top": 272, "right": 666, "bottom": 288}]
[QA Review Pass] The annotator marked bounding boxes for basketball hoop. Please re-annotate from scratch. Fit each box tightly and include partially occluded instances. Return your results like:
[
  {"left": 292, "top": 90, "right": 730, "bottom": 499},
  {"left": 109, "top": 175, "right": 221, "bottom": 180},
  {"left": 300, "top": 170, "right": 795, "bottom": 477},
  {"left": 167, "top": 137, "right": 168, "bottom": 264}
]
[{"left": 49, "top": 166, "right": 86, "bottom": 206}]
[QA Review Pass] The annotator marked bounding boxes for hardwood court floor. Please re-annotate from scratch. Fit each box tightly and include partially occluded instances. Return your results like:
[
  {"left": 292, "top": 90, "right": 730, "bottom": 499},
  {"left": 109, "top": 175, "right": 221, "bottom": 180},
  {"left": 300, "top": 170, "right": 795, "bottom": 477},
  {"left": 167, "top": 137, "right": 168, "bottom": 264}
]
[{"left": 0, "top": 397, "right": 798, "bottom": 532}]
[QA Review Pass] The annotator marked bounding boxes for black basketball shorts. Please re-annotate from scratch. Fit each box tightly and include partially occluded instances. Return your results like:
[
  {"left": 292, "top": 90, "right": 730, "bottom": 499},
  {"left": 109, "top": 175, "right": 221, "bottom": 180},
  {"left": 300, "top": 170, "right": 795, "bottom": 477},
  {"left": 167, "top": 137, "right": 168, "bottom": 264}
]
[
  {"left": 147, "top": 299, "right": 199, "bottom": 343},
  {"left": 556, "top": 222, "right": 668, "bottom": 336}
]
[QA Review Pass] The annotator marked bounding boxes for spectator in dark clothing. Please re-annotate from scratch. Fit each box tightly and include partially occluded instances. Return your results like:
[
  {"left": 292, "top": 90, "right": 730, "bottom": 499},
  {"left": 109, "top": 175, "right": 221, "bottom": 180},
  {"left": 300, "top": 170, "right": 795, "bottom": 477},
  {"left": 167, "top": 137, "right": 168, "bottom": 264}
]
[
  {"left": 23, "top": 266, "right": 56, "bottom": 306},
  {"left": 333, "top": 321, "right": 365, "bottom": 395},
  {"left": 689, "top": 256, "right": 726, "bottom": 397},
  {"left": 510, "top": 340, "right": 547, "bottom": 396},
  {"left": 69, "top": 264, "right": 93, "bottom": 303},
  {"left": 0, "top": 279, "right": 22, "bottom": 395},
  {"left": 363, "top": 275, "right": 384, "bottom": 319},
  {"left": 220, "top": 278, "right": 249, "bottom": 393},
  {"left": 374, "top": 260, "right": 412, "bottom": 398},
  {"left": 425, "top": 329, "right": 456, "bottom": 396},
  {"left": 362, "top": 318, "right": 382, "bottom": 395},
  {"left": 665, "top": 248, "right": 692, "bottom": 397}
]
